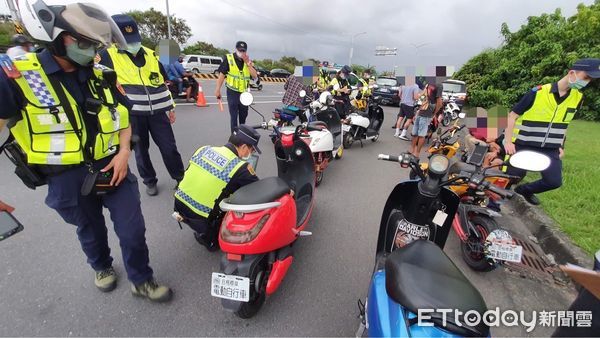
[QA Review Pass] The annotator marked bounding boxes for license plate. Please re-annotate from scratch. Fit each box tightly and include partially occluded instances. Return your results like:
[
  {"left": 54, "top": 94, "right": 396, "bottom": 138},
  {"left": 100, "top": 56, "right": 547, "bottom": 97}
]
[
  {"left": 378, "top": 88, "right": 389, "bottom": 93},
  {"left": 211, "top": 272, "right": 250, "bottom": 302},
  {"left": 342, "top": 124, "right": 351, "bottom": 132},
  {"left": 486, "top": 242, "right": 523, "bottom": 263}
]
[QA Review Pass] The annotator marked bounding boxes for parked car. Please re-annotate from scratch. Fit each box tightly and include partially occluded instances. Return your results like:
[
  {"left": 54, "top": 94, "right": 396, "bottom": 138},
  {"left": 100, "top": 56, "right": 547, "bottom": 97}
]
[
  {"left": 270, "top": 68, "right": 292, "bottom": 78},
  {"left": 441, "top": 79, "right": 468, "bottom": 107},
  {"left": 182, "top": 55, "right": 223, "bottom": 74},
  {"left": 255, "top": 66, "right": 271, "bottom": 78},
  {"left": 372, "top": 77, "right": 400, "bottom": 106}
]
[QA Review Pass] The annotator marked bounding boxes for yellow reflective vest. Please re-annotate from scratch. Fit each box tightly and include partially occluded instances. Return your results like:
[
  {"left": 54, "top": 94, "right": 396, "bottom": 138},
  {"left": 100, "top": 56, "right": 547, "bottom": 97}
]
[
  {"left": 9, "top": 53, "right": 129, "bottom": 165},
  {"left": 175, "top": 146, "right": 246, "bottom": 218},
  {"left": 106, "top": 46, "right": 174, "bottom": 115},
  {"left": 225, "top": 54, "right": 251, "bottom": 92},
  {"left": 512, "top": 84, "right": 582, "bottom": 149}
]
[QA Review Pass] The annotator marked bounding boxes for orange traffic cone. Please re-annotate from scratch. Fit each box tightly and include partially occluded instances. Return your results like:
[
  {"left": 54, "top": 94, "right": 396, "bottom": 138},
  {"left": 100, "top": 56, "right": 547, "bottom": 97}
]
[{"left": 196, "top": 81, "right": 208, "bottom": 107}]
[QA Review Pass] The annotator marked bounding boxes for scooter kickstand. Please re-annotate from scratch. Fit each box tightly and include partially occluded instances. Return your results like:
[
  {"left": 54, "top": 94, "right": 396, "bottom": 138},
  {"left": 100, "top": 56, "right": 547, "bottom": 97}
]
[{"left": 299, "top": 231, "right": 312, "bottom": 237}]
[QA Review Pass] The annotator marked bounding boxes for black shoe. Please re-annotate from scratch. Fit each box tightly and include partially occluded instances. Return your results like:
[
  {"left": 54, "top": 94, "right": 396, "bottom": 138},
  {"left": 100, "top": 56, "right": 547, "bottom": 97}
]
[
  {"left": 194, "top": 232, "right": 219, "bottom": 252},
  {"left": 514, "top": 185, "right": 541, "bottom": 205},
  {"left": 146, "top": 183, "right": 158, "bottom": 196}
]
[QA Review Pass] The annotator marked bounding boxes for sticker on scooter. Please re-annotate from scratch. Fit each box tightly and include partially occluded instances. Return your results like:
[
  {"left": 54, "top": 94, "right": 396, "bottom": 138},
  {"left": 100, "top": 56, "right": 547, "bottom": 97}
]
[
  {"left": 392, "top": 218, "right": 431, "bottom": 250},
  {"left": 484, "top": 229, "right": 523, "bottom": 263},
  {"left": 211, "top": 272, "right": 250, "bottom": 302},
  {"left": 432, "top": 209, "right": 448, "bottom": 227}
]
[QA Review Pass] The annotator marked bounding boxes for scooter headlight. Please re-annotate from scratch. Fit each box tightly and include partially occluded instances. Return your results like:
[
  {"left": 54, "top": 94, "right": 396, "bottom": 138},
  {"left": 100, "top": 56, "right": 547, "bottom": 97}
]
[{"left": 428, "top": 155, "right": 449, "bottom": 175}]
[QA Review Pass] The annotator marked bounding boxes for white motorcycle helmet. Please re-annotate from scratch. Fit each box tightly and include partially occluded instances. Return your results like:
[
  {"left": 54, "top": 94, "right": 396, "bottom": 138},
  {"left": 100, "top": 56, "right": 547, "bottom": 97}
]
[{"left": 17, "top": 0, "right": 126, "bottom": 49}]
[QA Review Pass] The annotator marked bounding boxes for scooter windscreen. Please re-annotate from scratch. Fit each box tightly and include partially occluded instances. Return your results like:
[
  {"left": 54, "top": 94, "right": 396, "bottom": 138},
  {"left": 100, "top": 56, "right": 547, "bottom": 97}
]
[
  {"left": 375, "top": 181, "right": 460, "bottom": 253},
  {"left": 274, "top": 138, "right": 315, "bottom": 226},
  {"left": 313, "top": 108, "right": 342, "bottom": 148}
]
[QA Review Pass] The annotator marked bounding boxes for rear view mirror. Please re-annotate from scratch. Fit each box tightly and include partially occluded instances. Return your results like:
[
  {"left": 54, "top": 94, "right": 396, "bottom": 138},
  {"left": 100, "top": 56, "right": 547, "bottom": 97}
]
[
  {"left": 458, "top": 112, "right": 466, "bottom": 119},
  {"left": 299, "top": 90, "right": 306, "bottom": 98},
  {"left": 240, "top": 92, "right": 254, "bottom": 106},
  {"left": 509, "top": 151, "right": 551, "bottom": 172}
]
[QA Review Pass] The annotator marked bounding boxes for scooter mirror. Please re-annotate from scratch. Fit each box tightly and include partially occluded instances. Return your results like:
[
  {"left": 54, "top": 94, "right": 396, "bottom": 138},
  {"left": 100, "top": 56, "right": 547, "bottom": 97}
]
[
  {"left": 509, "top": 150, "right": 551, "bottom": 172},
  {"left": 319, "top": 91, "right": 332, "bottom": 105},
  {"left": 458, "top": 112, "right": 466, "bottom": 119},
  {"left": 240, "top": 92, "right": 254, "bottom": 106},
  {"left": 299, "top": 90, "right": 306, "bottom": 98}
]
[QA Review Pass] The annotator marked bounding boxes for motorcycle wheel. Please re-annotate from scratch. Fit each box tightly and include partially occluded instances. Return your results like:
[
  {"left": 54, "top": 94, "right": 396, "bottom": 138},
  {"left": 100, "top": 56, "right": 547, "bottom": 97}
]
[
  {"left": 316, "top": 171, "right": 323, "bottom": 187},
  {"left": 343, "top": 132, "right": 354, "bottom": 149},
  {"left": 234, "top": 259, "right": 268, "bottom": 319},
  {"left": 258, "top": 84, "right": 263, "bottom": 91},
  {"left": 371, "top": 134, "right": 379, "bottom": 142},
  {"left": 442, "top": 114, "right": 451, "bottom": 127},
  {"left": 460, "top": 215, "right": 499, "bottom": 272}
]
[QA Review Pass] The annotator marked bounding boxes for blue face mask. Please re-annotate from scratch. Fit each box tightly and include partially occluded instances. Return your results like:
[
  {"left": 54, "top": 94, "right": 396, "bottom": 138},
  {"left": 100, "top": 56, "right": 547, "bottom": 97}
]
[
  {"left": 65, "top": 43, "right": 96, "bottom": 66},
  {"left": 126, "top": 42, "right": 142, "bottom": 55},
  {"left": 568, "top": 73, "right": 590, "bottom": 90}
]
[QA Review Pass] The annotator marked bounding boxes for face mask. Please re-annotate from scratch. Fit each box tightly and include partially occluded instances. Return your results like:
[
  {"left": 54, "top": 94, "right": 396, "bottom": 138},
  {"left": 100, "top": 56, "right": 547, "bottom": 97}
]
[
  {"left": 240, "top": 146, "right": 254, "bottom": 160},
  {"left": 28, "top": 46, "right": 36, "bottom": 52},
  {"left": 340, "top": 74, "right": 347, "bottom": 80},
  {"left": 568, "top": 73, "right": 590, "bottom": 90},
  {"left": 236, "top": 51, "right": 245, "bottom": 58},
  {"left": 65, "top": 43, "right": 96, "bottom": 66},
  {"left": 126, "top": 42, "right": 141, "bottom": 55}
]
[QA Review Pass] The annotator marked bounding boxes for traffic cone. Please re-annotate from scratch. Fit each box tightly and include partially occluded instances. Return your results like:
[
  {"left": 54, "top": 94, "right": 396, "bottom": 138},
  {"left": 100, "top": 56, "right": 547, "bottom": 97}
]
[{"left": 196, "top": 81, "right": 208, "bottom": 107}]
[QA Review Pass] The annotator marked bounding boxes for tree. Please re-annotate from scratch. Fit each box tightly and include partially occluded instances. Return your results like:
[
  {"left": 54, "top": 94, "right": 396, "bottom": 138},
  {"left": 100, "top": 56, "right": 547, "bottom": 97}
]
[
  {"left": 454, "top": 0, "right": 600, "bottom": 120},
  {"left": 125, "top": 8, "right": 191, "bottom": 49},
  {"left": 0, "top": 22, "right": 14, "bottom": 47},
  {"left": 182, "top": 41, "right": 229, "bottom": 57}
]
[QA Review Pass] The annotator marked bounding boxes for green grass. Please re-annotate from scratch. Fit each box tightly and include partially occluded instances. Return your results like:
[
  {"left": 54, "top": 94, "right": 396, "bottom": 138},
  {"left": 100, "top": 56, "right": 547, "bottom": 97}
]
[{"left": 523, "top": 120, "right": 600, "bottom": 254}]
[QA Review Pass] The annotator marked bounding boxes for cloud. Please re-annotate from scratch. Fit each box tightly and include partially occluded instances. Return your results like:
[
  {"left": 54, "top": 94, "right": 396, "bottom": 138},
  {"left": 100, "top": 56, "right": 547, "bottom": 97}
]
[{"left": 2, "top": 0, "right": 593, "bottom": 71}]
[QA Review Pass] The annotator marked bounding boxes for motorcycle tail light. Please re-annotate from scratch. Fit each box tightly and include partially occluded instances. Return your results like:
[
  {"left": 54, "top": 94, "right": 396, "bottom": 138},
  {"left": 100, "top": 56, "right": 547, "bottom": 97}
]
[{"left": 221, "top": 214, "right": 270, "bottom": 244}]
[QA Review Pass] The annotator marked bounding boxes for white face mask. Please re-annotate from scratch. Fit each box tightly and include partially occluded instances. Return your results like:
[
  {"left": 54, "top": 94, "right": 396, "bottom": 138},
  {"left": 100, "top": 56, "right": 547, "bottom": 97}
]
[{"left": 236, "top": 51, "right": 245, "bottom": 58}]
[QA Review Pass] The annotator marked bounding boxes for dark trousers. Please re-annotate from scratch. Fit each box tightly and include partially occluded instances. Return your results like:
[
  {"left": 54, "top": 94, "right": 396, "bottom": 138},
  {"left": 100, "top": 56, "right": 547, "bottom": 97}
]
[
  {"left": 334, "top": 96, "right": 351, "bottom": 119},
  {"left": 131, "top": 113, "right": 184, "bottom": 186},
  {"left": 45, "top": 160, "right": 153, "bottom": 285},
  {"left": 226, "top": 88, "right": 249, "bottom": 133},
  {"left": 506, "top": 145, "right": 562, "bottom": 194}
]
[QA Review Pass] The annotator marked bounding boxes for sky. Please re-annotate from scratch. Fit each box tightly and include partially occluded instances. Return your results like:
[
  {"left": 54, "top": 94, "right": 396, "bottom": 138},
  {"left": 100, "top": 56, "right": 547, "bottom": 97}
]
[{"left": 2, "top": 0, "right": 594, "bottom": 72}]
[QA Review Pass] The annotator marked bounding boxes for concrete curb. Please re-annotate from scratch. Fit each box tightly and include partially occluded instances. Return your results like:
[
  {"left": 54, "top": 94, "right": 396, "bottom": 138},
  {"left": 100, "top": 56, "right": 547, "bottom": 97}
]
[{"left": 508, "top": 195, "right": 594, "bottom": 268}]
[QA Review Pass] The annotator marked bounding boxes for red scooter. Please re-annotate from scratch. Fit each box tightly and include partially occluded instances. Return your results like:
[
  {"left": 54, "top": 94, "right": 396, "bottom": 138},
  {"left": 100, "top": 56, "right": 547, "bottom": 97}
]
[{"left": 210, "top": 93, "right": 316, "bottom": 318}]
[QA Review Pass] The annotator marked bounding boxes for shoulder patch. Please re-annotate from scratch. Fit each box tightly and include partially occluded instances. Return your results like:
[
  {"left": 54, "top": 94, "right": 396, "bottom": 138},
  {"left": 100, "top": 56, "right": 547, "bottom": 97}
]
[
  {"left": 531, "top": 85, "right": 543, "bottom": 92},
  {"left": 246, "top": 163, "right": 256, "bottom": 176}
]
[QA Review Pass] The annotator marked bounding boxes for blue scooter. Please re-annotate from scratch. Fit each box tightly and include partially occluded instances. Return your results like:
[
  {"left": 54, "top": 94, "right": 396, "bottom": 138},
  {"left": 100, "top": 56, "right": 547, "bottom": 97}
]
[{"left": 358, "top": 150, "right": 549, "bottom": 337}]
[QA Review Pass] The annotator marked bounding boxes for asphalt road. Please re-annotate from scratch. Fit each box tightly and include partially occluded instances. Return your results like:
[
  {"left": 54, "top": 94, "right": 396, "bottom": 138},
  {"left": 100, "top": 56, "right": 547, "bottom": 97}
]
[{"left": 0, "top": 81, "right": 576, "bottom": 336}]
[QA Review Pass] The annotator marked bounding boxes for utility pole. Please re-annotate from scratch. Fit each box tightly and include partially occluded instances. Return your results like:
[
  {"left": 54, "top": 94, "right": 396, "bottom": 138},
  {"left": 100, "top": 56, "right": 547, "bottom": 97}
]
[
  {"left": 349, "top": 31, "right": 366, "bottom": 66},
  {"left": 166, "top": 0, "right": 172, "bottom": 39}
]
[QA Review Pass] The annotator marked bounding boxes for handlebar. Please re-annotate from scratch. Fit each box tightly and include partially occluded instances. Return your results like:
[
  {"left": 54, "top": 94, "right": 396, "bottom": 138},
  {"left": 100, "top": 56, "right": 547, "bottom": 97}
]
[
  {"left": 483, "top": 181, "right": 515, "bottom": 199},
  {"left": 378, "top": 154, "right": 402, "bottom": 162}
]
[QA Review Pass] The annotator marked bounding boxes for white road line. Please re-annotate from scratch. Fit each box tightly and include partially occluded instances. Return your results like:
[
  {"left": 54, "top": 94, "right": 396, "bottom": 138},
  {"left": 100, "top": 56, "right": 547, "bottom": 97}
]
[{"left": 176, "top": 100, "right": 282, "bottom": 106}]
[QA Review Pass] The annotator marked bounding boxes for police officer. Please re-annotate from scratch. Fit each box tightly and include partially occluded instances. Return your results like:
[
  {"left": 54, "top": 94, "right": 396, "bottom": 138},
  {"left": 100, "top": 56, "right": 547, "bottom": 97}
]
[
  {"left": 100, "top": 15, "right": 185, "bottom": 197},
  {"left": 173, "top": 125, "right": 261, "bottom": 251},
  {"left": 0, "top": 1, "right": 171, "bottom": 302},
  {"left": 215, "top": 41, "right": 259, "bottom": 133},
  {"left": 6, "top": 34, "right": 34, "bottom": 59},
  {"left": 329, "top": 65, "right": 352, "bottom": 118},
  {"left": 357, "top": 70, "right": 372, "bottom": 100},
  {"left": 505, "top": 58, "right": 600, "bottom": 205}
]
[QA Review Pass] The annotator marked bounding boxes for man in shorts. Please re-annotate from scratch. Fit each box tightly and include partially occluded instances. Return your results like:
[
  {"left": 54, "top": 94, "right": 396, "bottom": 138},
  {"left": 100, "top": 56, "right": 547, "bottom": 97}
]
[
  {"left": 410, "top": 83, "right": 443, "bottom": 157},
  {"left": 395, "top": 81, "right": 421, "bottom": 140}
]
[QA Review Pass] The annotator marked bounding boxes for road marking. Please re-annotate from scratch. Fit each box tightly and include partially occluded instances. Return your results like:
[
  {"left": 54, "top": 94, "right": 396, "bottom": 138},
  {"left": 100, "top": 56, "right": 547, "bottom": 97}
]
[{"left": 176, "top": 100, "right": 282, "bottom": 106}]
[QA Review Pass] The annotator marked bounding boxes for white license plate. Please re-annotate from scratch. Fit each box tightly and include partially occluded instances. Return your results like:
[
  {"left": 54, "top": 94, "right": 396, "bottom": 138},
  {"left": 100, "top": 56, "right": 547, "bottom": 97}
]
[
  {"left": 378, "top": 88, "right": 389, "bottom": 93},
  {"left": 211, "top": 272, "right": 250, "bottom": 302},
  {"left": 342, "top": 124, "right": 351, "bottom": 132},
  {"left": 487, "top": 242, "right": 523, "bottom": 263}
]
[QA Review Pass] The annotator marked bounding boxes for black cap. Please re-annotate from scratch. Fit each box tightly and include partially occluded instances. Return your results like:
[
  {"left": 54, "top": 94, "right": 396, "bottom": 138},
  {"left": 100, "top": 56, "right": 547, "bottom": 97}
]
[
  {"left": 234, "top": 124, "right": 261, "bottom": 154},
  {"left": 571, "top": 58, "right": 600, "bottom": 79},
  {"left": 111, "top": 14, "right": 141, "bottom": 44},
  {"left": 235, "top": 41, "right": 247, "bottom": 52}
]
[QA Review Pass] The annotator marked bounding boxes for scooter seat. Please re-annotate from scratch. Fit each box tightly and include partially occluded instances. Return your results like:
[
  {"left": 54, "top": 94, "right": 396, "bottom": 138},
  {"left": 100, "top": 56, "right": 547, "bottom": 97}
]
[
  {"left": 228, "top": 177, "right": 289, "bottom": 205},
  {"left": 307, "top": 121, "right": 328, "bottom": 131},
  {"left": 385, "top": 240, "right": 489, "bottom": 337}
]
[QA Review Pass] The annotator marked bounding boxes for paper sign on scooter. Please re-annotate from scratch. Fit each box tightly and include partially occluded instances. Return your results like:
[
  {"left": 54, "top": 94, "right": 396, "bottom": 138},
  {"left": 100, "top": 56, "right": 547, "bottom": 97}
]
[{"left": 432, "top": 210, "right": 448, "bottom": 227}]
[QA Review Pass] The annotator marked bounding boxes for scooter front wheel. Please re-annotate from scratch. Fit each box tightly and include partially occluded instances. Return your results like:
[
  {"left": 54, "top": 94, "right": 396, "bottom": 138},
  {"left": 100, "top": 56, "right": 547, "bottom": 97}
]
[
  {"left": 460, "top": 215, "right": 499, "bottom": 272},
  {"left": 315, "top": 171, "right": 323, "bottom": 187},
  {"left": 234, "top": 260, "right": 268, "bottom": 319},
  {"left": 442, "top": 114, "right": 451, "bottom": 127},
  {"left": 343, "top": 133, "right": 354, "bottom": 149}
]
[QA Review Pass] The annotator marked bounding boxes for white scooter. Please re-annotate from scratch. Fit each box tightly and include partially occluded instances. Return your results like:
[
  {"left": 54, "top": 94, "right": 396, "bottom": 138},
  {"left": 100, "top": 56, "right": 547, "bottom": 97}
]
[
  {"left": 441, "top": 96, "right": 461, "bottom": 127},
  {"left": 300, "top": 91, "right": 344, "bottom": 186},
  {"left": 342, "top": 95, "right": 384, "bottom": 149}
]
